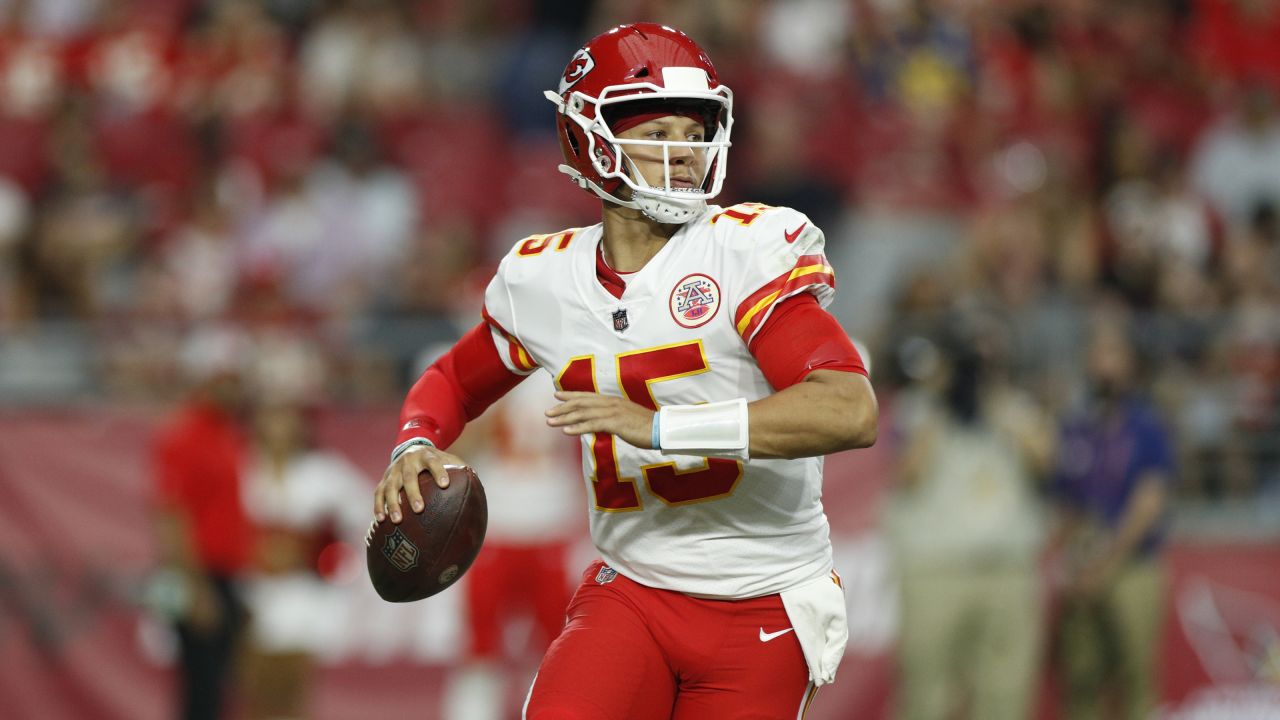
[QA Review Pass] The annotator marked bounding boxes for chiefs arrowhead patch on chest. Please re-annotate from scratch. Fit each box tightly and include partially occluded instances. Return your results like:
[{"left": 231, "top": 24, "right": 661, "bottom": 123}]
[{"left": 669, "top": 273, "right": 721, "bottom": 329}]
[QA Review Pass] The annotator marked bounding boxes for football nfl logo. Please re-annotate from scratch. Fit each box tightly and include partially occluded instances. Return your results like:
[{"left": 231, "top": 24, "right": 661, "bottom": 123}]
[
  {"left": 594, "top": 566, "right": 618, "bottom": 585},
  {"left": 612, "top": 308, "right": 629, "bottom": 332},
  {"left": 382, "top": 527, "right": 420, "bottom": 572},
  {"left": 669, "top": 273, "right": 721, "bottom": 329}
]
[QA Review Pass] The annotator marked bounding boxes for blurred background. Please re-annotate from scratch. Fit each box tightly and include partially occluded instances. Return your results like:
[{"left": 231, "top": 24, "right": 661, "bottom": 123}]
[{"left": 0, "top": 0, "right": 1278, "bottom": 718}]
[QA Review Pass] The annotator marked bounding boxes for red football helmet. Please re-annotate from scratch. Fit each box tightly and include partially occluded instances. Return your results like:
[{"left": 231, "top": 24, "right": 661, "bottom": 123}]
[{"left": 545, "top": 23, "right": 734, "bottom": 224}]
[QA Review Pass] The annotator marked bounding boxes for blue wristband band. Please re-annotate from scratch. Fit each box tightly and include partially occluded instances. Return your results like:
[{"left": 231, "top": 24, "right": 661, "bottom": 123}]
[
  {"left": 390, "top": 437, "right": 435, "bottom": 464},
  {"left": 651, "top": 412, "right": 661, "bottom": 450}
]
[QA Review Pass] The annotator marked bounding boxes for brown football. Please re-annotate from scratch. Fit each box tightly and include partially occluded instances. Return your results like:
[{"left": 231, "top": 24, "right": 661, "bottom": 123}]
[{"left": 365, "top": 465, "right": 487, "bottom": 602}]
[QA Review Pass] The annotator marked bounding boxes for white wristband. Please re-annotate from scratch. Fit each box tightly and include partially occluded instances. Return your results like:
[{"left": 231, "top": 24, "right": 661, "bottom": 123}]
[
  {"left": 389, "top": 437, "right": 435, "bottom": 464},
  {"left": 658, "top": 398, "right": 749, "bottom": 462}
]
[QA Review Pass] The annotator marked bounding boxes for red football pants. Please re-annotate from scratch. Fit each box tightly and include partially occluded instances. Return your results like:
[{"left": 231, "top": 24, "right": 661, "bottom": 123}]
[
  {"left": 524, "top": 561, "right": 818, "bottom": 720},
  {"left": 466, "top": 541, "right": 573, "bottom": 659}
]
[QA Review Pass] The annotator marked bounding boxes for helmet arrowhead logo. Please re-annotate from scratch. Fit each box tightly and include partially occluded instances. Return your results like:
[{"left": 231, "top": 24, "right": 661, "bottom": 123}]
[{"left": 559, "top": 49, "right": 596, "bottom": 95}]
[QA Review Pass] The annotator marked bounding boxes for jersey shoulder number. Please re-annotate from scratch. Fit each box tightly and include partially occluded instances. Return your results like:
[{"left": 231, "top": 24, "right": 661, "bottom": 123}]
[
  {"left": 510, "top": 228, "right": 583, "bottom": 258},
  {"left": 709, "top": 203, "right": 816, "bottom": 251},
  {"left": 707, "top": 203, "right": 834, "bottom": 344},
  {"left": 484, "top": 227, "right": 589, "bottom": 376}
]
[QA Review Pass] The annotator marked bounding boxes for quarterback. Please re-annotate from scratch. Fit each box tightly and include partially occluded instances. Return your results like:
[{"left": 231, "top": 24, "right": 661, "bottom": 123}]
[{"left": 374, "top": 23, "right": 878, "bottom": 719}]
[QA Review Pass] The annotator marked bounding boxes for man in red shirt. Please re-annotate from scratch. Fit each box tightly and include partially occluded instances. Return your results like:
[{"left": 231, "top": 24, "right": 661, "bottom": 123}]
[{"left": 152, "top": 329, "right": 253, "bottom": 720}]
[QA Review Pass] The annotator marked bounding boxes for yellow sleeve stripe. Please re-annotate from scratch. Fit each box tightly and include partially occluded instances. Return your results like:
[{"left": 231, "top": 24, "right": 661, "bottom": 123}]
[
  {"left": 736, "top": 291, "right": 782, "bottom": 335},
  {"left": 514, "top": 343, "right": 535, "bottom": 372},
  {"left": 734, "top": 263, "right": 835, "bottom": 335}
]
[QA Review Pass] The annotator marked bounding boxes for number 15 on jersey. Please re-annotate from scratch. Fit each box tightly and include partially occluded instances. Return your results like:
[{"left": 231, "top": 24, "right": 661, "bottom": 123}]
[{"left": 556, "top": 340, "right": 742, "bottom": 511}]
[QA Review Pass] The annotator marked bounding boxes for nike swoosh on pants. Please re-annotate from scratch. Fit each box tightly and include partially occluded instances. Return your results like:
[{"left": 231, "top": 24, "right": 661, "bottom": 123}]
[{"left": 759, "top": 627, "right": 794, "bottom": 642}]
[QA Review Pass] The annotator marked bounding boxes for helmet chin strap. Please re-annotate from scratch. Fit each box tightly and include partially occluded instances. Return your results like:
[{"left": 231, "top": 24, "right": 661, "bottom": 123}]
[
  {"left": 556, "top": 163, "right": 704, "bottom": 225},
  {"left": 634, "top": 191, "right": 705, "bottom": 224}
]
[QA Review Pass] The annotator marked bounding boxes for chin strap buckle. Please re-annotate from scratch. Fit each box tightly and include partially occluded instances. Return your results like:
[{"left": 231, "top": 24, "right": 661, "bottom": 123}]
[
  {"left": 543, "top": 90, "right": 566, "bottom": 112},
  {"left": 557, "top": 164, "right": 591, "bottom": 189}
]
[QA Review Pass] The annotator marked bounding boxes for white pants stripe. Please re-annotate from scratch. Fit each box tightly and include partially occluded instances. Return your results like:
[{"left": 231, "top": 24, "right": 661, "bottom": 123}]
[
  {"left": 796, "top": 680, "right": 818, "bottom": 720},
  {"left": 521, "top": 672, "right": 538, "bottom": 719}
]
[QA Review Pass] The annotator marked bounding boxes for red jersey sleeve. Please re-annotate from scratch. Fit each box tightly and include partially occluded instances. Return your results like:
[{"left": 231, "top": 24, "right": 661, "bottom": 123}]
[
  {"left": 396, "top": 322, "right": 526, "bottom": 450},
  {"left": 723, "top": 206, "right": 836, "bottom": 346},
  {"left": 748, "top": 293, "right": 867, "bottom": 391}
]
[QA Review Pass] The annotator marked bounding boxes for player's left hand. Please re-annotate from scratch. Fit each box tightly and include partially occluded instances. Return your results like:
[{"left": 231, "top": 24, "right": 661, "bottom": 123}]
[{"left": 546, "top": 391, "right": 655, "bottom": 448}]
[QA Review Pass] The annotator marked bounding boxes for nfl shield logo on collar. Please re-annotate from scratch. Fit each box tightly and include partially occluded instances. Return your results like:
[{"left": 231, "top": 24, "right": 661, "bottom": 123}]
[
  {"left": 594, "top": 566, "right": 618, "bottom": 584},
  {"left": 612, "top": 308, "right": 629, "bottom": 332}
]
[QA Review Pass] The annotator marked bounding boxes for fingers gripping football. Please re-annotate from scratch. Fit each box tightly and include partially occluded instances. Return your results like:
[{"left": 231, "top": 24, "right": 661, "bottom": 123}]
[
  {"left": 374, "top": 445, "right": 467, "bottom": 523},
  {"left": 546, "top": 391, "right": 656, "bottom": 449}
]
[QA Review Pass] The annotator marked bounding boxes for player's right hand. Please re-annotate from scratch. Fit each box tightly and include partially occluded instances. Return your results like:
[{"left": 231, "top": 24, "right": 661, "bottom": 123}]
[{"left": 374, "top": 445, "right": 467, "bottom": 524}]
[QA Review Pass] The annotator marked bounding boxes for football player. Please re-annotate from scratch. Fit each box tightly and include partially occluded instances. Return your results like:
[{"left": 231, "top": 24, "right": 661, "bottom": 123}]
[{"left": 374, "top": 23, "right": 878, "bottom": 719}]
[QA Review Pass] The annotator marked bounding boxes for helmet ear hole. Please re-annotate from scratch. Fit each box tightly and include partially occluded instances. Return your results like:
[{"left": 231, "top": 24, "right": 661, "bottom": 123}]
[{"left": 563, "top": 125, "right": 580, "bottom": 156}]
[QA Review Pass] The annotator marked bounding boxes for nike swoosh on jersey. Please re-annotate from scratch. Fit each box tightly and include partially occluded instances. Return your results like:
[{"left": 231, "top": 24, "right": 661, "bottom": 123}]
[
  {"left": 784, "top": 222, "right": 807, "bottom": 244},
  {"left": 759, "top": 627, "right": 795, "bottom": 642}
]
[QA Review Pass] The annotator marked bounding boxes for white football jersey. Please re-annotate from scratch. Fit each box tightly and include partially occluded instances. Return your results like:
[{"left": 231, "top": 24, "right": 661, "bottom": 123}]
[{"left": 482, "top": 203, "right": 838, "bottom": 599}]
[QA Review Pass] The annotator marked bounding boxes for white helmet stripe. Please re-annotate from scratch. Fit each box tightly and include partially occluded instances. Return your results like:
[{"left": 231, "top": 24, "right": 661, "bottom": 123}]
[{"left": 661, "top": 66, "right": 709, "bottom": 91}]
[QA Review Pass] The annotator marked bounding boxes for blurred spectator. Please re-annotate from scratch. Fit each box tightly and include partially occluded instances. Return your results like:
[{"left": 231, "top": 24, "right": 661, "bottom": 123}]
[
  {"left": 240, "top": 399, "right": 368, "bottom": 720},
  {"left": 758, "top": 0, "right": 850, "bottom": 80},
  {"left": 847, "top": 0, "right": 979, "bottom": 210},
  {"left": 180, "top": 0, "right": 289, "bottom": 126},
  {"left": 442, "top": 376, "right": 585, "bottom": 720},
  {"left": 1049, "top": 315, "right": 1176, "bottom": 720},
  {"left": 1159, "top": 335, "right": 1253, "bottom": 500},
  {"left": 884, "top": 313, "right": 1055, "bottom": 720},
  {"left": 1103, "top": 148, "right": 1225, "bottom": 316},
  {"left": 850, "top": 0, "right": 975, "bottom": 109},
  {"left": 235, "top": 137, "right": 354, "bottom": 316},
  {"left": 299, "top": 0, "right": 427, "bottom": 120},
  {"left": 29, "top": 99, "right": 140, "bottom": 319},
  {"left": 1189, "top": 84, "right": 1280, "bottom": 228},
  {"left": 149, "top": 326, "right": 253, "bottom": 720},
  {"left": 1215, "top": 202, "right": 1280, "bottom": 493},
  {"left": 157, "top": 179, "right": 237, "bottom": 321},
  {"left": 306, "top": 117, "right": 418, "bottom": 312}
]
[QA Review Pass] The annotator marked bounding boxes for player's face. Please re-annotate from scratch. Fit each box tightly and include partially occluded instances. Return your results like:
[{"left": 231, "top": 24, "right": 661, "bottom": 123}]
[{"left": 615, "top": 115, "right": 708, "bottom": 191}]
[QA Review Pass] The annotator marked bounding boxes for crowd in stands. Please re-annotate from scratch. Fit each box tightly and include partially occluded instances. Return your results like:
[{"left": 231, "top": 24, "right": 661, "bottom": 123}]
[{"left": 0, "top": 0, "right": 1277, "bottom": 504}]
